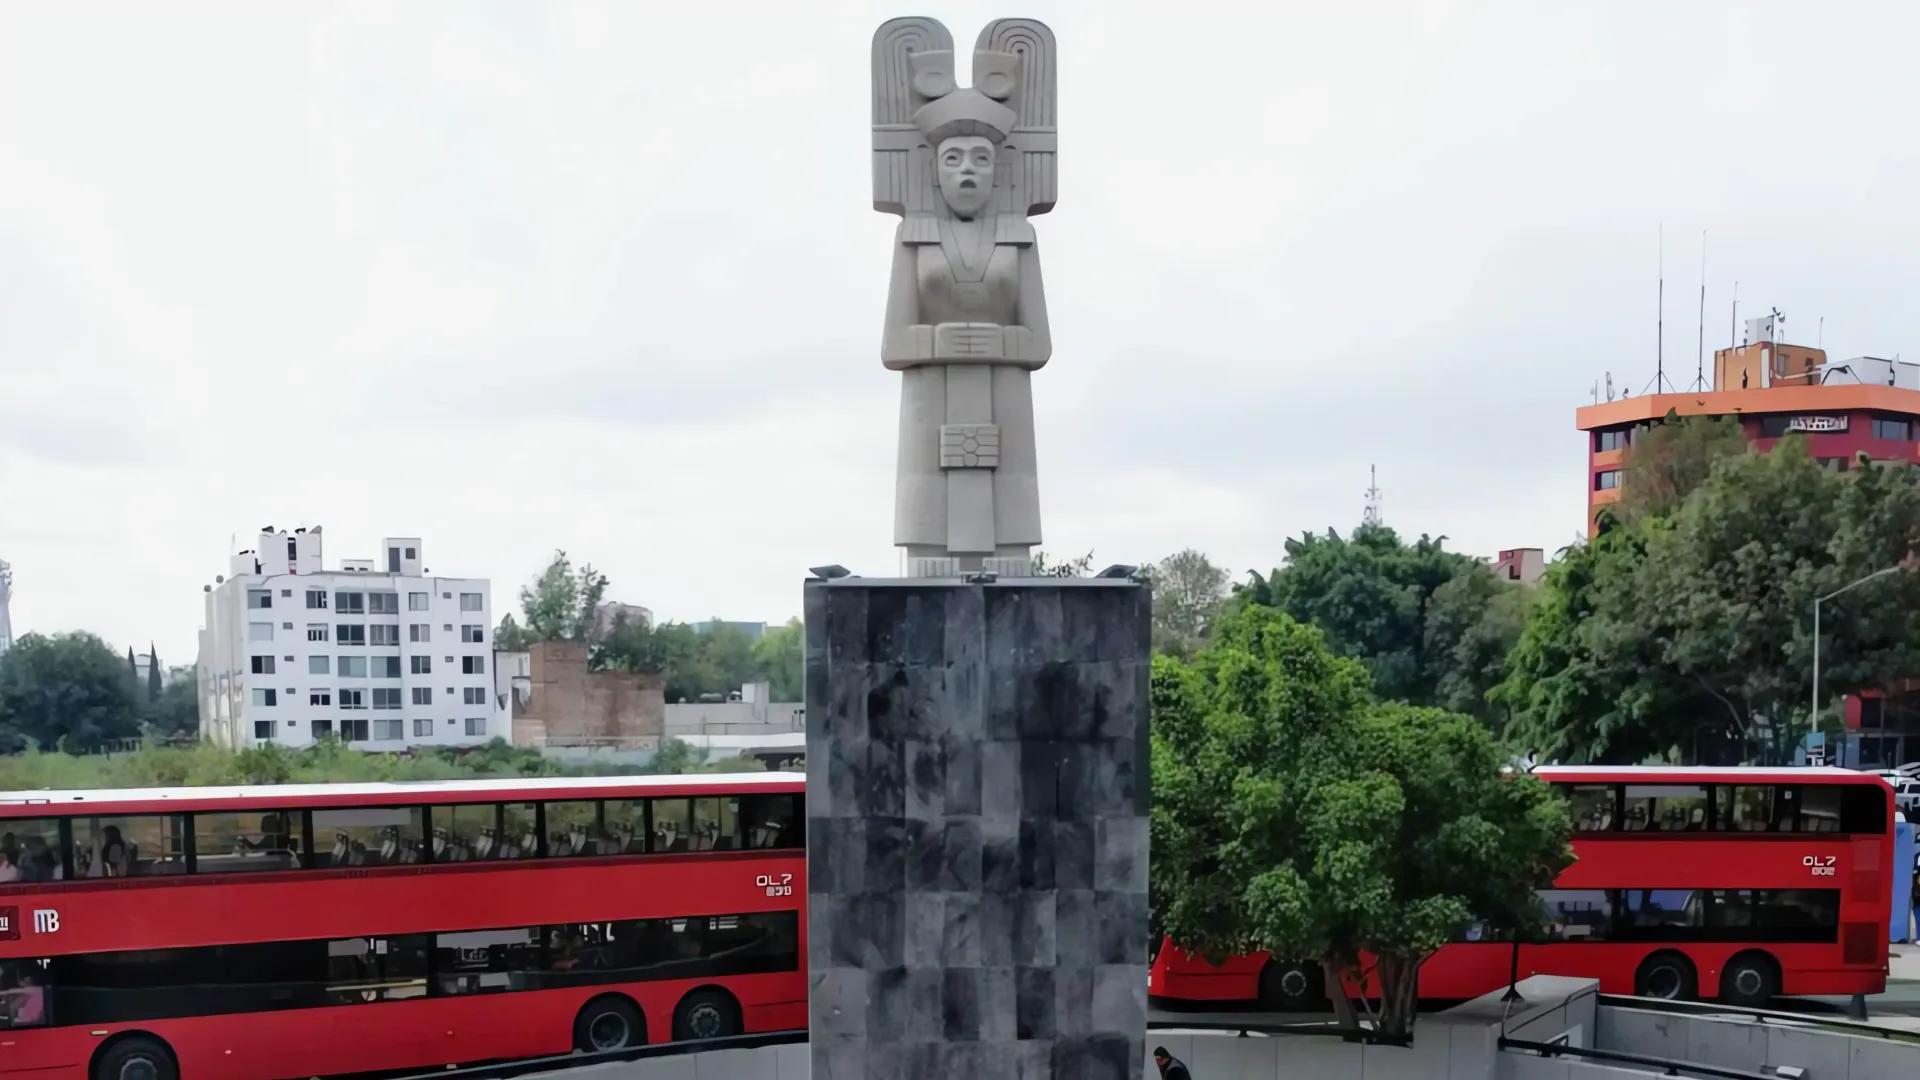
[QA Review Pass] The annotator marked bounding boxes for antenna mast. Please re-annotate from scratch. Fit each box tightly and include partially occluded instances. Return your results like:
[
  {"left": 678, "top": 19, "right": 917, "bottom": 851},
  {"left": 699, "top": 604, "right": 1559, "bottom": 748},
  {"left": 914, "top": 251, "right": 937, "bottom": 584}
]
[
  {"left": 1693, "top": 231, "right": 1707, "bottom": 391},
  {"left": 1730, "top": 280, "right": 1739, "bottom": 349},
  {"left": 1362, "top": 466, "right": 1383, "bottom": 528},
  {"left": 1657, "top": 224, "right": 1665, "bottom": 392}
]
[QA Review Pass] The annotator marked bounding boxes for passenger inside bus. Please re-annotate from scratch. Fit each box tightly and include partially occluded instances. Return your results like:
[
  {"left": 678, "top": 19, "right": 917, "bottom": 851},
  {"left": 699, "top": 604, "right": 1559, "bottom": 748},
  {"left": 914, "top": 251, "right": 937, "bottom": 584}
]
[
  {"left": 0, "top": 848, "right": 17, "bottom": 883},
  {"left": 0, "top": 964, "right": 47, "bottom": 1028}
]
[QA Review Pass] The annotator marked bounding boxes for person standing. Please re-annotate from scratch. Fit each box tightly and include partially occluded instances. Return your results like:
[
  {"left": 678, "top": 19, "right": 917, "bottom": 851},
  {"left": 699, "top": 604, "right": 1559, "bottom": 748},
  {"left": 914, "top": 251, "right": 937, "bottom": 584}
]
[{"left": 1153, "top": 1046, "right": 1192, "bottom": 1080}]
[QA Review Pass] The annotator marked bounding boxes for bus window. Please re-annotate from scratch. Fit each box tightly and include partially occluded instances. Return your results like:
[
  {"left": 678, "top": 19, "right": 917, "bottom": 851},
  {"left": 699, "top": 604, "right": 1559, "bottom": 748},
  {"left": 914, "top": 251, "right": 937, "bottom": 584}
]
[
  {"left": 1537, "top": 890, "right": 1612, "bottom": 941},
  {"left": 0, "top": 818, "right": 63, "bottom": 882},
  {"left": 1716, "top": 786, "right": 1777, "bottom": 832},
  {"left": 1559, "top": 784, "right": 1617, "bottom": 832},
  {"left": 1840, "top": 785, "right": 1889, "bottom": 834},
  {"left": 602, "top": 800, "right": 651, "bottom": 854},
  {"left": 1623, "top": 785, "right": 1708, "bottom": 832},
  {"left": 433, "top": 928, "right": 539, "bottom": 996},
  {"left": 693, "top": 797, "right": 739, "bottom": 851},
  {"left": 192, "top": 810, "right": 305, "bottom": 873},
  {"left": 73, "top": 815, "right": 187, "bottom": 878},
  {"left": 324, "top": 936, "right": 428, "bottom": 1003},
  {"left": 1707, "top": 889, "right": 1840, "bottom": 942},
  {"left": 545, "top": 801, "right": 611, "bottom": 857},
  {"left": 0, "top": 959, "right": 49, "bottom": 1029},
  {"left": 743, "top": 793, "right": 801, "bottom": 849},
  {"left": 649, "top": 798, "right": 692, "bottom": 853},
  {"left": 1796, "top": 786, "right": 1843, "bottom": 834},
  {"left": 439, "top": 803, "right": 539, "bottom": 861},
  {"left": 1621, "top": 889, "right": 1702, "bottom": 938},
  {"left": 312, "top": 807, "right": 423, "bottom": 868}
]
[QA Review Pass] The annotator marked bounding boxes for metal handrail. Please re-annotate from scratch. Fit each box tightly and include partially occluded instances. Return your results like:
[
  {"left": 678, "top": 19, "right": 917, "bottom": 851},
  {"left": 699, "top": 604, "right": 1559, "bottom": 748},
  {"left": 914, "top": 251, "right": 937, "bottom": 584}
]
[
  {"left": 1499, "top": 1036, "right": 1775, "bottom": 1079},
  {"left": 1599, "top": 992, "right": 1920, "bottom": 1043}
]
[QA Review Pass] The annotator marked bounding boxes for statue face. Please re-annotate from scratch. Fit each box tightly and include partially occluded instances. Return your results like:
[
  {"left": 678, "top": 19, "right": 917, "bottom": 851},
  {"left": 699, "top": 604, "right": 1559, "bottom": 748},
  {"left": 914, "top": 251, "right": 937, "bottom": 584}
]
[{"left": 936, "top": 136, "right": 995, "bottom": 218}]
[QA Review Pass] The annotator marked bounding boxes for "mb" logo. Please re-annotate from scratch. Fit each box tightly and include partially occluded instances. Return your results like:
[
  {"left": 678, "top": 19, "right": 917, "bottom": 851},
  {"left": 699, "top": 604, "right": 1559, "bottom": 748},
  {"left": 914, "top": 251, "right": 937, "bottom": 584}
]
[
  {"left": 0, "top": 907, "right": 15, "bottom": 941},
  {"left": 32, "top": 909, "right": 59, "bottom": 934}
]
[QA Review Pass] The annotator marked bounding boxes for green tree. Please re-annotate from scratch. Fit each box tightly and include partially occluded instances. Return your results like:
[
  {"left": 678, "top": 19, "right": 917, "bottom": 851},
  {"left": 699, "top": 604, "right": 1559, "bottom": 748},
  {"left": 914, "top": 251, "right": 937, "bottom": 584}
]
[
  {"left": 1146, "top": 549, "right": 1230, "bottom": 658},
  {"left": 127, "top": 645, "right": 139, "bottom": 682},
  {"left": 0, "top": 632, "right": 146, "bottom": 754},
  {"left": 514, "top": 550, "right": 609, "bottom": 644},
  {"left": 751, "top": 619, "right": 805, "bottom": 701},
  {"left": 1615, "top": 410, "right": 1750, "bottom": 524},
  {"left": 144, "top": 676, "right": 200, "bottom": 740},
  {"left": 146, "top": 642, "right": 162, "bottom": 702},
  {"left": 1239, "top": 525, "right": 1524, "bottom": 721},
  {"left": 1030, "top": 549, "right": 1094, "bottom": 577},
  {"left": 1151, "top": 606, "right": 1572, "bottom": 1041},
  {"left": 1500, "top": 441, "right": 1920, "bottom": 764}
]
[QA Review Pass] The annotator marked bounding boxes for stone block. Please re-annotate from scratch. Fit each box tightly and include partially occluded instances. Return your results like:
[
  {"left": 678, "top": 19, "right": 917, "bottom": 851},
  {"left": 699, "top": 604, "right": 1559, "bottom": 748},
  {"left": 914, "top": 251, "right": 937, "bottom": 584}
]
[{"left": 808, "top": 577, "right": 1150, "bottom": 1079}]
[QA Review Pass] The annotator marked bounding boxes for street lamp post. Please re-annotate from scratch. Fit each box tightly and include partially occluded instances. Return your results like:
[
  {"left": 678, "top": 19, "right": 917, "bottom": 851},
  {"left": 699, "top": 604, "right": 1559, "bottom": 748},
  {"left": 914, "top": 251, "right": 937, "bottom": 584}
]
[{"left": 1810, "top": 563, "right": 1907, "bottom": 762}]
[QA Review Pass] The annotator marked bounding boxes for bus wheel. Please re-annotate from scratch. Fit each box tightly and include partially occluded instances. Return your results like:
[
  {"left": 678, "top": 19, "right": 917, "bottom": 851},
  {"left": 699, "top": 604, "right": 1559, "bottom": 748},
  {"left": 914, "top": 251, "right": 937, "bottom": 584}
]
[
  {"left": 92, "top": 1035, "right": 177, "bottom": 1080},
  {"left": 573, "top": 995, "right": 646, "bottom": 1052},
  {"left": 1258, "top": 960, "right": 1327, "bottom": 1012},
  {"left": 1718, "top": 952, "right": 1779, "bottom": 1009},
  {"left": 673, "top": 988, "right": 742, "bottom": 1041},
  {"left": 1634, "top": 951, "right": 1698, "bottom": 1002}
]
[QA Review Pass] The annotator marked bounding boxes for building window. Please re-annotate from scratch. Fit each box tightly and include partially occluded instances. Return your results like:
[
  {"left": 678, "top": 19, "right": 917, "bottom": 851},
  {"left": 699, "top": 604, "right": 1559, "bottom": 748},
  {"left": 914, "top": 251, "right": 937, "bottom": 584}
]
[
  {"left": 464, "top": 717, "right": 487, "bottom": 737},
  {"left": 1594, "top": 470, "right": 1622, "bottom": 491},
  {"left": 251, "top": 656, "right": 276, "bottom": 675},
  {"left": 251, "top": 688, "right": 277, "bottom": 707},
  {"left": 373, "top": 717, "right": 403, "bottom": 741},
  {"left": 369, "top": 592, "right": 399, "bottom": 615},
  {"left": 1872, "top": 416, "right": 1913, "bottom": 441},
  {"left": 306, "top": 590, "right": 328, "bottom": 609},
  {"left": 411, "top": 656, "right": 432, "bottom": 675},
  {"left": 372, "top": 688, "right": 402, "bottom": 710},
  {"left": 413, "top": 718, "right": 434, "bottom": 737},
  {"left": 410, "top": 623, "right": 431, "bottom": 643},
  {"left": 336, "top": 624, "right": 366, "bottom": 646},
  {"left": 459, "top": 593, "right": 484, "bottom": 612},
  {"left": 339, "top": 689, "right": 366, "bottom": 710},
  {"left": 373, "top": 656, "right": 402, "bottom": 678},
  {"left": 310, "top": 690, "right": 331, "bottom": 707},
  {"left": 405, "top": 546, "right": 416, "bottom": 560},
  {"left": 334, "top": 591, "right": 366, "bottom": 615},
  {"left": 463, "top": 687, "right": 488, "bottom": 706},
  {"left": 248, "top": 621, "right": 274, "bottom": 642},
  {"left": 311, "top": 719, "right": 333, "bottom": 739},
  {"left": 412, "top": 687, "right": 433, "bottom": 706},
  {"left": 247, "top": 589, "right": 273, "bottom": 609},
  {"left": 370, "top": 624, "right": 401, "bottom": 647},
  {"left": 1594, "top": 428, "right": 1631, "bottom": 453},
  {"left": 338, "top": 656, "right": 367, "bottom": 679},
  {"left": 462, "top": 625, "right": 485, "bottom": 644},
  {"left": 340, "top": 718, "right": 369, "bottom": 742},
  {"left": 409, "top": 592, "right": 430, "bottom": 611},
  {"left": 253, "top": 720, "right": 275, "bottom": 740},
  {"left": 308, "top": 656, "right": 329, "bottom": 675},
  {"left": 1758, "top": 415, "right": 1795, "bottom": 438},
  {"left": 306, "top": 623, "right": 328, "bottom": 642},
  {"left": 462, "top": 655, "right": 487, "bottom": 675}
]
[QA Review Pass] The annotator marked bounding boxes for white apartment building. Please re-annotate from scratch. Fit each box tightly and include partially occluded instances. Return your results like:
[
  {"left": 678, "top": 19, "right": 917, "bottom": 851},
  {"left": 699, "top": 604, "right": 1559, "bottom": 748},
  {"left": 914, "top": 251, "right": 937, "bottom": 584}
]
[{"left": 197, "top": 527, "right": 495, "bottom": 750}]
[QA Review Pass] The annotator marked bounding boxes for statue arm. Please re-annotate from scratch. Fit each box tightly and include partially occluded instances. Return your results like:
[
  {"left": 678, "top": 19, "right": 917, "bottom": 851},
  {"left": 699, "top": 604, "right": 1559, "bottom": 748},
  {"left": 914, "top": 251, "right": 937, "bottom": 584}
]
[
  {"left": 1010, "top": 243, "right": 1051, "bottom": 369},
  {"left": 882, "top": 239, "right": 932, "bottom": 370}
]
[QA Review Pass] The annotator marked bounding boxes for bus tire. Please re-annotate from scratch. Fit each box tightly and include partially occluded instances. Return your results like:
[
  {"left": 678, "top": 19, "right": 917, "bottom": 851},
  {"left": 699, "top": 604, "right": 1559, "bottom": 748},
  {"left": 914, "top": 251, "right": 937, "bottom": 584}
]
[
  {"left": 1634, "top": 951, "right": 1698, "bottom": 1002},
  {"left": 91, "top": 1034, "right": 177, "bottom": 1080},
  {"left": 1258, "top": 960, "right": 1327, "bottom": 1012},
  {"left": 673, "top": 987, "right": 742, "bottom": 1041},
  {"left": 1718, "top": 951, "right": 1780, "bottom": 1009},
  {"left": 573, "top": 994, "right": 646, "bottom": 1053}
]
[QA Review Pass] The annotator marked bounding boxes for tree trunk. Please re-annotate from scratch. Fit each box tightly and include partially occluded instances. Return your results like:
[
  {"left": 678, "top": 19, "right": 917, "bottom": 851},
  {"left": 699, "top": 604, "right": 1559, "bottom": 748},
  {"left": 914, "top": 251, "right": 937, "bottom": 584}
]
[
  {"left": 1374, "top": 953, "right": 1422, "bottom": 1044},
  {"left": 1321, "top": 959, "right": 1361, "bottom": 1033}
]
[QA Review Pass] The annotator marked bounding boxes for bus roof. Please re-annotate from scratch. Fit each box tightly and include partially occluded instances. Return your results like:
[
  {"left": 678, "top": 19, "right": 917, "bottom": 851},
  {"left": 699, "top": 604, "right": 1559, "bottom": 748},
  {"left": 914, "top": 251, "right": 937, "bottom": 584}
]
[
  {"left": 0, "top": 770, "right": 806, "bottom": 818},
  {"left": 1532, "top": 765, "right": 1885, "bottom": 784}
]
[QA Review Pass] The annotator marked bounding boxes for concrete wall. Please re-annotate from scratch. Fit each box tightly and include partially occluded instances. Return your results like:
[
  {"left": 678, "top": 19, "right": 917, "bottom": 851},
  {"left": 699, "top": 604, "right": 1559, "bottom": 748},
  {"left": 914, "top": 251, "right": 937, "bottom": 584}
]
[
  {"left": 513, "top": 641, "right": 664, "bottom": 748},
  {"left": 518, "top": 1042, "right": 807, "bottom": 1079},
  {"left": 662, "top": 700, "right": 803, "bottom": 736},
  {"left": 1599, "top": 1005, "right": 1920, "bottom": 1080}
]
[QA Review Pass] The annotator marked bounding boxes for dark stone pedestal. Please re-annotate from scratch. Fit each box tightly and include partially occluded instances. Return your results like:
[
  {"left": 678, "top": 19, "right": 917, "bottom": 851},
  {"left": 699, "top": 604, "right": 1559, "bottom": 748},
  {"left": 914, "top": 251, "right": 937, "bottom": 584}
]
[{"left": 804, "top": 576, "right": 1151, "bottom": 1080}]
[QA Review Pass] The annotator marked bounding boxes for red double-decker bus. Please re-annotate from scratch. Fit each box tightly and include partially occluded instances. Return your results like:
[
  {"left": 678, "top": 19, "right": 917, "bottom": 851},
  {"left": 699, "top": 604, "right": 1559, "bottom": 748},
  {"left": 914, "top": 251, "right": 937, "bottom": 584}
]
[
  {"left": 1150, "top": 766, "right": 1895, "bottom": 1011},
  {"left": 0, "top": 772, "right": 805, "bottom": 1080}
]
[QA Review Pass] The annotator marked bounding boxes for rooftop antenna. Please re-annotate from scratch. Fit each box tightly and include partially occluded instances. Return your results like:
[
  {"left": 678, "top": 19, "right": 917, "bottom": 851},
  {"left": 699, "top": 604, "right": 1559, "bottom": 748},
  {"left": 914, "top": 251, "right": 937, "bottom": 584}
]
[
  {"left": 1606, "top": 371, "right": 1615, "bottom": 402},
  {"left": 1657, "top": 224, "right": 1665, "bottom": 391},
  {"left": 1362, "top": 465, "right": 1383, "bottom": 527},
  {"left": 1729, "top": 280, "right": 1739, "bottom": 349},
  {"left": 1692, "top": 231, "right": 1708, "bottom": 392}
]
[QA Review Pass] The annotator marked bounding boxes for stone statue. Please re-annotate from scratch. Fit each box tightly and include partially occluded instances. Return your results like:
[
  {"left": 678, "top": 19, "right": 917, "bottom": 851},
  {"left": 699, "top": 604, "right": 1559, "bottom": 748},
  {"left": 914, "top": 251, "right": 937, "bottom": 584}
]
[{"left": 872, "top": 17, "right": 1056, "bottom": 577}]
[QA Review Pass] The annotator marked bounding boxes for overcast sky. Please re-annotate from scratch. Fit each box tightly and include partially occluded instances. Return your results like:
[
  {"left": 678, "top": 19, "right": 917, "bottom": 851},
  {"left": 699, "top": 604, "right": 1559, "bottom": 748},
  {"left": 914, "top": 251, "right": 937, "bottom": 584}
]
[{"left": 3, "top": 1, "right": 1919, "bottom": 665}]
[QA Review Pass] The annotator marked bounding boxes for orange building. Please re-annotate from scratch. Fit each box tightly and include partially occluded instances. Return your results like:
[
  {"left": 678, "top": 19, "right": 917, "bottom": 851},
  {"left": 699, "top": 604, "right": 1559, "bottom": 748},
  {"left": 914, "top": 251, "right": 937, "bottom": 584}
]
[{"left": 1575, "top": 315, "right": 1920, "bottom": 535}]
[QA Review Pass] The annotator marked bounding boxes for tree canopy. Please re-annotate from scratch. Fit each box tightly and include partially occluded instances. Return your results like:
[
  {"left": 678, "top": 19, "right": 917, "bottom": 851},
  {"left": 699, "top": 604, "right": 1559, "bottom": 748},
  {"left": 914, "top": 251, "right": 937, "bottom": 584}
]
[
  {"left": 0, "top": 632, "right": 146, "bottom": 753},
  {"left": 1237, "top": 525, "right": 1527, "bottom": 724},
  {"left": 1500, "top": 435, "right": 1920, "bottom": 764},
  {"left": 1151, "top": 605, "right": 1572, "bottom": 1040},
  {"left": 1146, "top": 549, "right": 1231, "bottom": 658}
]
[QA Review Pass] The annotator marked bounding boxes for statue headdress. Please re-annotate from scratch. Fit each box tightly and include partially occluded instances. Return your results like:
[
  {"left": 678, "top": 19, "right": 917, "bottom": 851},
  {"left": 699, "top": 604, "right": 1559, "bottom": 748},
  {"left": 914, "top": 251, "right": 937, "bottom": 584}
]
[{"left": 871, "top": 18, "right": 1058, "bottom": 218}]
